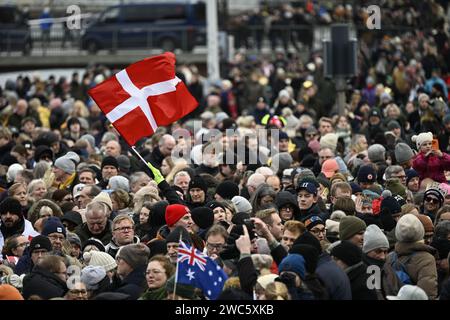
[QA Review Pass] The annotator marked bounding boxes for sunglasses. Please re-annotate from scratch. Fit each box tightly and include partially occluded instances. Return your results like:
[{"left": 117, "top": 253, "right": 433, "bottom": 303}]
[{"left": 425, "top": 197, "right": 439, "bottom": 204}]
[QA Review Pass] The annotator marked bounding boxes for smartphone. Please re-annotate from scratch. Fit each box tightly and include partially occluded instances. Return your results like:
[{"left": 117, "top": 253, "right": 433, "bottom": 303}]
[{"left": 432, "top": 139, "right": 439, "bottom": 151}]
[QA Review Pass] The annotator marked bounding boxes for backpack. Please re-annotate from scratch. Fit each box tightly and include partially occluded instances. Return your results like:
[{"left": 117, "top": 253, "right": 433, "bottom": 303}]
[
  {"left": 389, "top": 252, "right": 415, "bottom": 285},
  {"left": 381, "top": 251, "right": 416, "bottom": 296}
]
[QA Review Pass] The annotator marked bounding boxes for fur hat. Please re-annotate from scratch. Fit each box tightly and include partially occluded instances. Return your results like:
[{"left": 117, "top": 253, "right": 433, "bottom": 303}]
[
  {"left": 83, "top": 251, "right": 117, "bottom": 272},
  {"left": 165, "top": 204, "right": 189, "bottom": 227},
  {"left": 395, "top": 143, "right": 414, "bottom": 164},
  {"left": 116, "top": 243, "right": 150, "bottom": 270},
  {"left": 411, "top": 132, "right": 433, "bottom": 149},
  {"left": 54, "top": 156, "right": 75, "bottom": 174},
  {"left": 363, "top": 224, "right": 389, "bottom": 253},
  {"left": 368, "top": 144, "right": 386, "bottom": 163},
  {"left": 215, "top": 181, "right": 240, "bottom": 200},
  {"left": 101, "top": 156, "right": 119, "bottom": 170},
  {"left": 395, "top": 214, "right": 425, "bottom": 243},
  {"left": 339, "top": 216, "right": 366, "bottom": 240}
]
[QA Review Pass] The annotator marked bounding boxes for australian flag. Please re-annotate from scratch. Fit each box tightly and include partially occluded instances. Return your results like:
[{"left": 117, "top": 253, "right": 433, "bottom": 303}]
[{"left": 176, "top": 240, "right": 228, "bottom": 300}]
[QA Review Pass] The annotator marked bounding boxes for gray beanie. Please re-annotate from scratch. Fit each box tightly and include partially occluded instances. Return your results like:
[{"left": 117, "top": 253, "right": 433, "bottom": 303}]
[
  {"left": 66, "top": 151, "right": 80, "bottom": 165},
  {"left": 81, "top": 265, "right": 107, "bottom": 291},
  {"left": 81, "top": 134, "right": 96, "bottom": 148},
  {"left": 116, "top": 155, "right": 131, "bottom": 171},
  {"left": 368, "top": 144, "right": 386, "bottom": 163},
  {"left": 54, "top": 156, "right": 75, "bottom": 174},
  {"left": 395, "top": 214, "right": 424, "bottom": 243},
  {"left": 363, "top": 224, "right": 389, "bottom": 253},
  {"left": 231, "top": 196, "right": 252, "bottom": 214},
  {"left": 116, "top": 243, "right": 150, "bottom": 270},
  {"left": 270, "top": 152, "right": 293, "bottom": 173},
  {"left": 109, "top": 175, "right": 130, "bottom": 192},
  {"left": 395, "top": 143, "right": 414, "bottom": 164}
]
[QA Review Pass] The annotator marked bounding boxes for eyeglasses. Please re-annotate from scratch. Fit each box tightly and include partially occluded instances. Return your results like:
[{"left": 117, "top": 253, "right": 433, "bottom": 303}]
[
  {"left": 48, "top": 234, "right": 65, "bottom": 241},
  {"left": 69, "top": 289, "right": 87, "bottom": 295},
  {"left": 425, "top": 197, "right": 439, "bottom": 204},
  {"left": 16, "top": 242, "right": 30, "bottom": 248},
  {"left": 310, "top": 228, "right": 326, "bottom": 235},
  {"left": 114, "top": 226, "right": 133, "bottom": 232},
  {"left": 206, "top": 243, "right": 225, "bottom": 251},
  {"left": 280, "top": 206, "right": 293, "bottom": 212}
]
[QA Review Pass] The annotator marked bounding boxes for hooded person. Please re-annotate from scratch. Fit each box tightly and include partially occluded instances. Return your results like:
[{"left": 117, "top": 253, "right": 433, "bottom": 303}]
[
  {"left": 330, "top": 240, "right": 378, "bottom": 300},
  {"left": 186, "top": 176, "right": 210, "bottom": 210},
  {"left": 385, "top": 214, "right": 438, "bottom": 299},
  {"left": 275, "top": 191, "right": 301, "bottom": 223},
  {"left": 0, "top": 197, "right": 39, "bottom": 251},
  {"left": 110, "top": 243, "right": 150, "bottom": 299}
]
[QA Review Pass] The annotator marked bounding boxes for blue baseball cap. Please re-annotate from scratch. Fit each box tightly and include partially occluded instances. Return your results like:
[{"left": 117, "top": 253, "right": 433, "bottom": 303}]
[{"left": 296, "top": 182, "right": 318, "bottom": 195}]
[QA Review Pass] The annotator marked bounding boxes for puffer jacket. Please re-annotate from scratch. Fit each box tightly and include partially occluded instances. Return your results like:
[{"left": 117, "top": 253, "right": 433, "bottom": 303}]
[
  {"left": 389, "top": 241, "right": 438, "bottom": 299},
  {"left": 412, "top": 152, "right": 450, "bottom": 183}
]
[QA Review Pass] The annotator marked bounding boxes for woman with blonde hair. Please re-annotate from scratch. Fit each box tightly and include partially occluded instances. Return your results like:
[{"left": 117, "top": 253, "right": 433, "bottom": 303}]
[
  {"left": 27, "top": 179, "right": 48, "bottom": 201},
  {"left": 265, "top": 281, "right": 290, "bottom": 300},
  {"left": 160, "top": 156, "right": 175, "bottom": 177}
]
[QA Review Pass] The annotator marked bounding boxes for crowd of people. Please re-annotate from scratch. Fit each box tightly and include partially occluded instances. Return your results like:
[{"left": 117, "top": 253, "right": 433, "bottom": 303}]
[{"left": 0, "top": 0, "right": 450, "bottom": 301}]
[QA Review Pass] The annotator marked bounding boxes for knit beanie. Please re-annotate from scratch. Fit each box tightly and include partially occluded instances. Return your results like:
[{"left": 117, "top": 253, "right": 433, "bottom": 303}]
[
  {"left": 215, "top": 181, "right": 240, "bottom": 200},
  {"left": 320, "top": 133, "right": 338, "bottom": 152},
  {"left": 188, "top": 175, "right": 208, "bottom": 193},
  {"left": 81, "top": 265, "right": 107, "bottom": 291},
  {"left": 271, "top": 152, "right": 293, "bottom": 174},
  {"left": 166, "top": 226, "right": 191, "bottom": 244},
  {"left": 0, "top": 198, "right": 22, "bottom": 217},
  {"left": 368, "top": 144, "right": 386, "bottom": 163},
  {"left": 395, "top": 214, "right": 425, "bottom": 243},
  {"left": 165, "top": 204, "right": 189, "bottom": 227},
  {"left": 65, "top": 151, "right": 80, "bottom": 165},
  {"left": 289, "top": 244, "right": 320, "bottom": 274},
  {"left": 109, "top": 175, "right": 130, "bottom": 192},
  {"left": 191, "top": 207, "right": 214, "bottom": 230},
  {"left": 381, "top": 196, "right": 402, "bottom": 216},
  {"left": 293, "top": 231, "right": 322, "bottom": 254},
  {"left": 54, "top": 156, "right": 76, "bottom": 174},
  {"left": 231, "top": 196, "right": 252, "bottom": 214},
  {"left": 0, "top": 284, "right": 23, "bottom": 300},
  {"left": 116, "top": 243, "right": 150, "bottom": 270},
  {"left": 330, "top": 240, "right": 362, "bottom": 266},
  {"left": 61, "top": 211, "right": 83, "bottom": 227},
  {"left": 339, "top": 216, "right": 367, "bottom": 240},
  {"left": 405, "top": 169, "right": 419, "bottom": 185},
  {"left": 411, "top": 132, "right": 433, "bottom": 149},
  {"left": 303, "top": 215, "right": 325, "bottom": 231},
  {"left": 101, "top": 156, "right": 119, "bottom": 170},
  {"left": 29, "top": 235, "right": 52, "bottom": 254},
  {"left": 83, "top": 250, "right": 117, "bottom": 272},
  {"left": 416, "top": 214, "right": 434, "bottom": 233},
  {"left": 395, "top": 143, "right": 414, "bottom": 164},
  {"left": 116, "top": 155, "right": 131, "bottom": 171},
  {"left": 92, "top": 192, "right": 113, "bottom": 211},
  {"left": 81, "top": 134, "right": 96, "bottom": 148},
  {"left": 385, "top": 179, "right": 407, "bottom": 199},
  {"left": 357, "top": 165, "right": 377, "bottom": 183},
  {"left": 82, "top": 237, "right": 106, "bottom": 252},
  {"left": 41, "top": 217, "right": 66, "bottom": 237},
  {"left": 278, "top": 254, "right": 306, "bottom": 280},
  {"left": 149, "top": 201, "right": 169, "bottom": 227},
  {"left": 66, "top": 232, "right": 82, "bottom": 248},
  {"left": 424, "top": 188, "right": 444, "bottom": 206},
  {"left": 362, "top": 224, "right": 389, "bottom": 253}
]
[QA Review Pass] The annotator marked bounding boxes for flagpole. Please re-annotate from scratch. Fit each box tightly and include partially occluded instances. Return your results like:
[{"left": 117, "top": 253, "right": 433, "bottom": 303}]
[
  {"left": 130, "top": 145, "right": 157, "bottom": 180},
  {"left": 172, "top": 233, "right": 183, "bottom": 299}
]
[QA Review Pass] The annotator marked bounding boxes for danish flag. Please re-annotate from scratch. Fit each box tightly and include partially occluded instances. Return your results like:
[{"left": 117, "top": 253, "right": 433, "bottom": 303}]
[{"left": 88, "top": 52, "right": 198, "bottom": 146}]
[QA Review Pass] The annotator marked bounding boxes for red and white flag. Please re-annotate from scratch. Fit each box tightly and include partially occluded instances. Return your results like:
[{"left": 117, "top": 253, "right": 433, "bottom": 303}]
[{"left": 88, "top": 52, "right": 198, "bottom": 146}]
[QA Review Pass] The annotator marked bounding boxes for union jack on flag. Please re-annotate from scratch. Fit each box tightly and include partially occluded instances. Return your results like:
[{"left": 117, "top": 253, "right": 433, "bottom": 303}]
[{"left": 176, "top": 241, "right": 228, "bottom": 300}]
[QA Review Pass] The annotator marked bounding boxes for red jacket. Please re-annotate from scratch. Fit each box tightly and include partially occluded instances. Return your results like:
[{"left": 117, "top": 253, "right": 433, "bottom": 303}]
[{"left": 412, "top": 152, "right": 450, "bottom": 183}]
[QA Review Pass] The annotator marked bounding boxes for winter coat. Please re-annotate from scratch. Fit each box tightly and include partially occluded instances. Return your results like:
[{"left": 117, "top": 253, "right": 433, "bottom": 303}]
[
  {"left": 111, "top": 264, "right": 147, "bottom": 300},
  {"left": 345, "top": 262, "right": 378, "bottom": 300},
  {"left": 296, "top": 203, "right": 327, "bottom": 222},
  {"left": 105, "top": 236, "right": 140, "bottom": 259},
  {"left": 139, "top": 285, "right": 167, "bottom": 300},
  {"left": 412, "top": 152, "right": 450, "bottom": 183},
  {"left": 388, "top": 241, "right": 438, "bottom": 299},
  {"left": 275, "top": 191, "right": 301, "bottom": 222},
  {"left": 237, "top": 254, "right": 258, "bottom": 297},
  {"left": 14, "top": 248, "right": 34, "bottom": 275},
  {"left": 22, "top": 265, "right": 68, "bottom": 299},
  {"left": 74, "top": 220, "right": 113, "bottom": 247},
  {"left": 144, "top": 147, "right": 165, "bottom": 169},
  {"left": 316, "top": 253, "right": 352, "bottom": 300},
  {"left": 0, "top": 218, "right": 39, "bottom": 252}
]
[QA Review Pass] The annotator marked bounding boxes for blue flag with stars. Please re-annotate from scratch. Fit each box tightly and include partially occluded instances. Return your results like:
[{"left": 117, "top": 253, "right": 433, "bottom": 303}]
[{"left": 176, "top": 240, "right": 227, "bottom": 300}]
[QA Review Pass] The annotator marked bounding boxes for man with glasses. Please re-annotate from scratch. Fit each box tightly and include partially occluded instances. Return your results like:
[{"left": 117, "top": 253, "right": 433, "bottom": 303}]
[
  {"left": 204, "top": 225, "right": 228, "bottom": 260},
  {"left": 41, "top": 217, "right": 67, "bottom": 254},
  {"left": 304, "top": 215, "right": 326, "bottom": 243},
  {"left": 2, "top": 235, "right": 30, "bottom": 266},
  {"left": 75, "top": 201, "right": 113, "bottom": 247},
  {"left": 423, "top": 188, "right": 445, "bottom": 222},
  {"left": 65, "top": 281, "right": 88, "bottom": 300},
  {"left": 14, "top": 235, "right": 52, "bottom": 276},
  {"left": 385, "top": 165, "right": 407, "bottom": 186},
  {"left": 106, "top": 215, "right": 140, "bottom": 259}
]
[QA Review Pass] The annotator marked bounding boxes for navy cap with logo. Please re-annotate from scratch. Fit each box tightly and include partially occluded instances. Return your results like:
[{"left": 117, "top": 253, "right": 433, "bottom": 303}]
[{"left": 296, "top": 182, "right": 318, "bottom": 195}]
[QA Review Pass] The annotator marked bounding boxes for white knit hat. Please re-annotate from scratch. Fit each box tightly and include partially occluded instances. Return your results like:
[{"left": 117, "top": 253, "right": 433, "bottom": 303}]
[
  {"left": 320, "top": 133, "right": 338, "bottom": 152},
  {"left": 83, "top": 251, "right": 117, "bottom": 272},
  {"left": 92, "top": 192, "right": 113, "bottom": 211},
  {"left": 411, "top": 132, "right": 433, "bottom": 149},
  {"left": 363, "top": 224, "right": 389, "bottom": 253},
  {"left": 395, "top": 214, "right": 425, "bottom": 243}
]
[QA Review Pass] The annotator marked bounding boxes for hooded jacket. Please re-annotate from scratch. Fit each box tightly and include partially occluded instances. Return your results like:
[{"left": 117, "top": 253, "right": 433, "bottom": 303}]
[
  {"left": 275, "top": 191, "right": 301, "bottom": 222},
  {"left": 22, "top": 265, "right": 68, "bottom": 299}
]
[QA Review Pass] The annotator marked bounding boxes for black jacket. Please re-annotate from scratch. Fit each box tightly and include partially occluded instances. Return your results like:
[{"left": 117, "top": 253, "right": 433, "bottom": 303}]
[
  {"left": 74, "top": 221, "right": 113, "bottom": 247},
  {"left": 316, "top": 253, "right": 352, "bottom": 300},
  {"left": 111, "top": 265, "right": 147, "bottom": 300},
  {"left": 275, "top": 191, "right": 301, "bottom": 222},
  {"left": 22, "top": 265, "right": 68, "bottom": 299},
  {"left": 346, "top": 262, "right": 378, "bottom": 300},
  {"left": 145, "top": 147, "right": 165, "bottom": 169},
  {"left": 237, "top": 255, "right": 258, "bottom": 296},
  {"left": 296, "top": 203, "right": 327, "bottom": 222}
]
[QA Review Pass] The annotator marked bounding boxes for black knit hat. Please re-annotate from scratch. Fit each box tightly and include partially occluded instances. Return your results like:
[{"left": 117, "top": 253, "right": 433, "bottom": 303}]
[
  {"left": 381, "top": 196, "right": 402, "bottom": 216},
  {"left": 166, "top": 226, "right": 191, "bottom": 244},
  {"left": 0, "top": 198, "right": 22, "bottom": 217},
  {"left": 61, "top": 211, "right": 83, "bottom": 227},
  {"left": 29, "top": 235, "right": 52, "bottom": 254},
  {"left": 357, "top": 165, "right": 377, "bottom": 183},
  {"left": 231, "top": 212, "right": 251, "bottom": 225},
  {"left": 206, "top": 201, "right": 225, "bottom": 211},
  {"left": 147, "top": 239, "right": 167, "bottom": 258},
  {"left": 330, "top": 240, "right": 362, "bottom": 267},
  {"left": 82, "top": 238, "right": 106, "bottom": 252},
  {"left": 293, "top": 231, "right": 322, "bottom": 254},
  {"left": 289, "top": 244, "right": 320, "bottom": 274},
  {"left": 149, "top": 201, "right": 169, "bottom": 227},
  {"left": 188, "top": 175, "right": 207, "bottom": 193},
  {"left": 215, "top": 181, "right": 240, "bottom": 200},
  {"left": 191, "top": 207, "right": 214, "bottom": 230},
  {"left": 101, "top": 156, "right": 119, "bottom": 170}
]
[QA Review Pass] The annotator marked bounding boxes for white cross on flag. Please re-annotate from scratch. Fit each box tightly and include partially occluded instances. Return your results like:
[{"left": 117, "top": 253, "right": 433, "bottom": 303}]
[{"left": 88, "top": 52, "right": 198, "bottom": 146}]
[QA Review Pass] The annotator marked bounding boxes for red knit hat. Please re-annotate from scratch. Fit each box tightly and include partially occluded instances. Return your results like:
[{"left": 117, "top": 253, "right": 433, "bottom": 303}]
[{"left": 165, "top": 204, "right": 189, "bottom": 227}]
